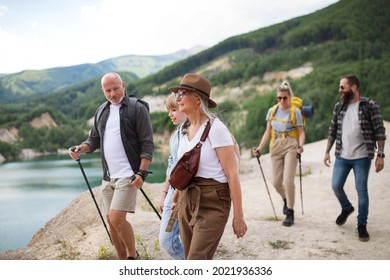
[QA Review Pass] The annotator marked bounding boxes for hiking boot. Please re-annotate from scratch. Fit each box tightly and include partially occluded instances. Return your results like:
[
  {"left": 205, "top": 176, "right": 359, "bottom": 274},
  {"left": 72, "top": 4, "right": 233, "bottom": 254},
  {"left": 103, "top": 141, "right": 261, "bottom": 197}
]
[
  {"left": 127, "top": 251, "right": 140, "bottom": 260},
  {"left": 283, "top": 199, "right": 288, "bottom": 215},
  {"left": 357, "top": 224, "right": 370, "bottom": 242},
  {"left": 335, "top": 206, "right": 354, "bottom": 226},
  {"left": 283, "top": 209, "right": 294, "bottom": 227}
]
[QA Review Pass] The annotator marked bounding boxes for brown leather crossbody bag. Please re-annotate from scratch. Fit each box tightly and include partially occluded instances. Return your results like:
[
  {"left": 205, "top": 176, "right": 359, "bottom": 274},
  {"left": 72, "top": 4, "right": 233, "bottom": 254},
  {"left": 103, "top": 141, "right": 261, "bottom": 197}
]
[{"left": 169, "top": 121, "right": 211, "bottom": 190}]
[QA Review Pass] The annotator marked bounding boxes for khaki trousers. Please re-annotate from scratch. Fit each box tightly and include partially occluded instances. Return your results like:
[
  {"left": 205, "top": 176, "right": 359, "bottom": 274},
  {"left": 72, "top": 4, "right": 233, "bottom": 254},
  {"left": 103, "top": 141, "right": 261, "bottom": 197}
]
[
  {"left": 271, "top": 136, "right": 298, "bottom": 210},
  {"left": 178, "top": 178, "right": 231, "bottom": 260}
]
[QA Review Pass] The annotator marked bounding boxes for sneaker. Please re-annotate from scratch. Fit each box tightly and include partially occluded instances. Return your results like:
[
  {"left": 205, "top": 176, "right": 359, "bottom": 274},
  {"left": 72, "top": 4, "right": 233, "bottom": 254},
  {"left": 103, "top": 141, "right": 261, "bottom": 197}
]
[
  {"left": 357, "top": 224, "right": 370, "bottom": 242},
  {"left": 283, "top": 209, "right": 294, "bottom": 227},
  {"left": 127, "top": 251, "right": 140, "bottom": 260},
  {"left": 283, "top": 199, "right": 288, "bottom": 215},
  {"left": 335, "top": 206, "right": 354, "bottom": 226}
]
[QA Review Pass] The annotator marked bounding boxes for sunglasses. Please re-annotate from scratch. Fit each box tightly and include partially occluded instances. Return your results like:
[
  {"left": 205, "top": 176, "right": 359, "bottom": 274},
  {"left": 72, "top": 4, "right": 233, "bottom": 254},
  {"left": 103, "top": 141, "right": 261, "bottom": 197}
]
[
  {"left": 277, "top": 96, "right": 288, "bottom": 101},
  {"left": 175, "top": 90, "right": 188, "bottom": 99}
]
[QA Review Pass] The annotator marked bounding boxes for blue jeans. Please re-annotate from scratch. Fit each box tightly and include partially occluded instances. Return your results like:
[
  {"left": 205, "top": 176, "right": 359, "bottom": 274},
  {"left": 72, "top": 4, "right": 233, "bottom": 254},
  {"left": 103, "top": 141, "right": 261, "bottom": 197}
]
[
  {"left": 332, "top": 157, "right": 372, "bottom": 226},
  {"left": 159, "top": 187, "right": 184, "bottom": 260}
]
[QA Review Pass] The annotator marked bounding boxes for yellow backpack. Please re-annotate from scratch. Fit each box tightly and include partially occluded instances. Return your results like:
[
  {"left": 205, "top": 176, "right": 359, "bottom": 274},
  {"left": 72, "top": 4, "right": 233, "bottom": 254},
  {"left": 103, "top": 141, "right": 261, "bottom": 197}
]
[{"left": 268, "top": 96, "right": 303, "bottom": 152}]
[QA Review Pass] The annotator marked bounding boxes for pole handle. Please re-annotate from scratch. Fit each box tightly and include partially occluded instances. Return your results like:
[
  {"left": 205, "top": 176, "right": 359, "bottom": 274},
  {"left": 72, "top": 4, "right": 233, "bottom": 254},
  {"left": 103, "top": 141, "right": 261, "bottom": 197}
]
[
  {"left": 69, "top": 146, "right": 80, "bottom": 162},
  {"left": 253, "top": 147, "right": 262, "bottom": 163}
]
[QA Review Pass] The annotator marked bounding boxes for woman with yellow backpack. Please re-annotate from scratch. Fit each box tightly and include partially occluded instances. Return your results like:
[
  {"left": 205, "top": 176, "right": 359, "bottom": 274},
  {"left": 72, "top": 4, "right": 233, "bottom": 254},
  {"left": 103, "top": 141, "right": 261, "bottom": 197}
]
[{"left": 253, "top": 80, "right": 305, "bottom": 226}]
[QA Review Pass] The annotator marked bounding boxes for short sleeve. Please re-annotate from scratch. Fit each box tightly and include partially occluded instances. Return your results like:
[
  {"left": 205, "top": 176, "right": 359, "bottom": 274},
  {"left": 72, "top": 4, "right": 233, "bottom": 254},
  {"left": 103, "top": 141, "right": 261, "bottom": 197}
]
[
  {"left": 208, "top": 118, "right": 234, "bottom": 148},
  {"left": 294, "top": 108, "right": 303, "bottom": 126}
]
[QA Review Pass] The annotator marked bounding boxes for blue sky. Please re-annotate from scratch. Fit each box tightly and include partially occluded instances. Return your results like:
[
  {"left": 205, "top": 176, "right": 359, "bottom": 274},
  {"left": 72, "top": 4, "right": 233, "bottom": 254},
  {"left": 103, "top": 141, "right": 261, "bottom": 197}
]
[{"left": 0, "top": 0, "right": 339, "bottom": 74}]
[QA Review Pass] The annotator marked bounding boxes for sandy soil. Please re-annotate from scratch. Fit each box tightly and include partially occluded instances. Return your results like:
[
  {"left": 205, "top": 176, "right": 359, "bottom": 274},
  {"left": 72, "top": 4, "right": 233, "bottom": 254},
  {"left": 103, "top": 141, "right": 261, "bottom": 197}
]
[{"left": 1, "top": 122, "right": 389, "bottom": 260}]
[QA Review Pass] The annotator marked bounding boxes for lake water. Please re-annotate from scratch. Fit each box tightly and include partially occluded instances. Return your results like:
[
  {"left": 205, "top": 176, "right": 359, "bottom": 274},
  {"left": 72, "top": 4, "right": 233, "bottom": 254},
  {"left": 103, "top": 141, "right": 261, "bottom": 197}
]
[{"left": 0, "top": 152, "right": 166, "bottom": 253}]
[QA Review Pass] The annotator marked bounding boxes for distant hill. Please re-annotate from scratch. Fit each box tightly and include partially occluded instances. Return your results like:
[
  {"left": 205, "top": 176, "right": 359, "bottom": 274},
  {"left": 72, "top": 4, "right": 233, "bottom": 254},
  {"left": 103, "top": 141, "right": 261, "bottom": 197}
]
[{"left": 0, "top": 46, "right": 205, "bottom": 102}]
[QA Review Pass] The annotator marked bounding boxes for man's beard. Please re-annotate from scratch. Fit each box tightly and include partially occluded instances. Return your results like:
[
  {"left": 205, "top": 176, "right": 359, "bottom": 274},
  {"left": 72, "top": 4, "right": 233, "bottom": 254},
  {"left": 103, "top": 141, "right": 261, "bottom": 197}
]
[{"left": 341, "top": 90, "right": 355, "bottom": 103}]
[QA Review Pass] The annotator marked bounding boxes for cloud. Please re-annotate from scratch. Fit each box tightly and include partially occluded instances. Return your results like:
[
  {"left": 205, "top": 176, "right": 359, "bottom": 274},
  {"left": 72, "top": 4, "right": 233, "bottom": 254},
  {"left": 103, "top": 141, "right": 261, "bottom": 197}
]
[
  {"left": 0, "top": 0, "right": 339, "bottom": 73},
  {"left": 76, "top": 0, "right": 338, "bottom": 55},
  {"left": 30, "top": 20, "right": 39, "bottom": 29},
  {"left": 0, "top": 27, "right": 54, "bottom": 72},
  {"left": 80, "top": 4, "right": 98, "bottom": 17},
  {"left": 77, "top": 0, "right": 263, "bottom": 54},
  {"left": 0, "top": 5, "right": 8, "bottom": 16}
]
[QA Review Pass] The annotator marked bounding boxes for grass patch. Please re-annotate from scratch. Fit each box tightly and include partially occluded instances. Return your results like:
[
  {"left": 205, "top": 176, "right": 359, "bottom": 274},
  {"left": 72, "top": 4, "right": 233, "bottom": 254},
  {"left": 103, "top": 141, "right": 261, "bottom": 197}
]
[
  {"left": 268, "top": 240, "right": 291, "bottom": 250},
  {"left": 296, "top": 167, "right": 312, "bottom": 177},
  {"left": 135, "top": 234, "right": 161, "bottom": 260},
  {"left": 265, "top": 216, "right": 279, "bottom": 221},
  {"left": 97, "top": 245, "right": 116, "bottom": 260},
  {"left": 55, "top": 239, "right": 80, "bottom": 260}
]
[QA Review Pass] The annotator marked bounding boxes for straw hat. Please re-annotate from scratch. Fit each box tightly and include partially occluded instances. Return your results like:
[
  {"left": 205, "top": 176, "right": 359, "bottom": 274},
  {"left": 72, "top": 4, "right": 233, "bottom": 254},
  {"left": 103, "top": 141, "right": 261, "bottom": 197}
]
[{"left": 169, "top": 73, "right": 217, "bottom": 108}]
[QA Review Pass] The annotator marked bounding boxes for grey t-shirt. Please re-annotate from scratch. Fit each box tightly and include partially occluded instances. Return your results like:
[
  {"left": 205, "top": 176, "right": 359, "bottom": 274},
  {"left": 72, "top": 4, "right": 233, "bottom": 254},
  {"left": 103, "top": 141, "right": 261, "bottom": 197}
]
[
  {"left": 266, "top": 106, "right": 303, "bottom": 132},
  {"left": 341, "top": 101, "right": 368, "bottom": 159}
]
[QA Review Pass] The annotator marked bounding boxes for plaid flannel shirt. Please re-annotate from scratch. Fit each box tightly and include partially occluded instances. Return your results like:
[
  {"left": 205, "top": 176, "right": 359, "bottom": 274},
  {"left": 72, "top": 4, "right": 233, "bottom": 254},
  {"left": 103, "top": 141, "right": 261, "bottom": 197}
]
[{"left": 328, "top": 97, "right": 386, "bottom": 159}]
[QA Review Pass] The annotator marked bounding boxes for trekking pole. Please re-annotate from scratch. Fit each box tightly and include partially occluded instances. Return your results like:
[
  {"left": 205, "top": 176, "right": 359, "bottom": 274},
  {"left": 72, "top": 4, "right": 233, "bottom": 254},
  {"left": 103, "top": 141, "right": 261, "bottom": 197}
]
[
  {"left": 255, "top": 153, "right": 278, "bottom": 220},
  {"left": 297, "top": 153, "right": 304, "bottom": 215},
  {"left": 131, "top": 175, "right": 161, "bottom": 220},
  {"left": 69, "top": 146, "right": 113, "bottom": 244}
]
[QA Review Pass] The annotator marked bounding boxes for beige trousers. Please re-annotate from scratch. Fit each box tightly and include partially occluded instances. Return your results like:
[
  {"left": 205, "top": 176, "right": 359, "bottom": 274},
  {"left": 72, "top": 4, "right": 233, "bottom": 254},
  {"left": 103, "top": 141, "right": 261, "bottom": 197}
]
[{"left": 271, "top": 136, "right": 298, "bottom": 210}]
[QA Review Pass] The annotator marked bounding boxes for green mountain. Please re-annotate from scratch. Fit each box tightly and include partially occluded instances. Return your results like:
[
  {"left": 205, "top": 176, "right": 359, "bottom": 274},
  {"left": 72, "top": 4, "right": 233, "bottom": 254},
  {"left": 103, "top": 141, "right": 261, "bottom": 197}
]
[
  {"left": 0, "top": 0, "right": 389, "bottom": 160},
  {"left": 0, "top": 47, "right": 204, "bottom": 102},
  {"left": 126, "top": 0, "right": 390, "bottom": 146}
]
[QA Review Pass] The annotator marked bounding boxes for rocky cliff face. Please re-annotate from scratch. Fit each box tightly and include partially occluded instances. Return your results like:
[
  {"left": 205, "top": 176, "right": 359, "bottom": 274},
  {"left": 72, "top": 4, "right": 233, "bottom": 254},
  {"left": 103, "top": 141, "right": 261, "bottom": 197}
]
[
  {"left": 0, "top": 112, "right": 58, "bottom": 162},
  {"left": 0, "top": 127, "right": 19, "bottom": 163},
  {"left": 0, "top": 127, "right": 19, "bottom": 143},
  {"left": 29, "top": 112, "right": 57, "bottom": 129}
]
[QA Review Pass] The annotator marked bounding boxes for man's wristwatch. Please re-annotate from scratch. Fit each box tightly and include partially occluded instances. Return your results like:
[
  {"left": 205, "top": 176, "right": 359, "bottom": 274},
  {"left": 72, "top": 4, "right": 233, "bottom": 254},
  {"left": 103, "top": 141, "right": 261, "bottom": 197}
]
[
  {"left": 136, "top": 169, "right": 149, "bottom": 181},
  {"left": 377, "top": 152, "right": 385, "bottom": 158}
]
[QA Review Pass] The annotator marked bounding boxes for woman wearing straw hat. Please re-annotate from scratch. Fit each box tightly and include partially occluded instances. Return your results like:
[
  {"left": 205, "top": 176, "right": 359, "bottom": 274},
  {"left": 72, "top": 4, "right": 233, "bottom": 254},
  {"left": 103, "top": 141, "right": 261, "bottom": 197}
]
[{"left": 169, "top": 73, "right": 247, "bottom": 260}]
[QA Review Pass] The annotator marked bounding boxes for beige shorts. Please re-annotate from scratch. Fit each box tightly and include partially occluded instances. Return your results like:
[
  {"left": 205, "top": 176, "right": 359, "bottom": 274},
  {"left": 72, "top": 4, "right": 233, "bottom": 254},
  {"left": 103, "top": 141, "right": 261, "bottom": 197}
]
[{"left": 101, "top": 177, "right": 137, "bottom": 216}]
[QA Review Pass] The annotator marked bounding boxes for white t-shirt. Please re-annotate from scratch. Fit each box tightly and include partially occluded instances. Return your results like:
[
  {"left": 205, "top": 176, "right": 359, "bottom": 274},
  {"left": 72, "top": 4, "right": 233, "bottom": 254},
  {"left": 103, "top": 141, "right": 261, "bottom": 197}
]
[
  {"left": 103, "top": 104, "right": 134, "bottom": 178},
  {"left": 341, "top": 101, "right": 368, "bottom": 159},
  {"left": 177, "top": 118, "right": 233, "bottom": 183}
]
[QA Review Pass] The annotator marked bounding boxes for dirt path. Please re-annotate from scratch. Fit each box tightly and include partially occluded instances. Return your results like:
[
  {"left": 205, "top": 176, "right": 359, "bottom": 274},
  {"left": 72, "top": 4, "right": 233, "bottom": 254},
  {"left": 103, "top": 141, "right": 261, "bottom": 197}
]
[{"left": 1, "top": 123, "right": 389, "bottom": 260}]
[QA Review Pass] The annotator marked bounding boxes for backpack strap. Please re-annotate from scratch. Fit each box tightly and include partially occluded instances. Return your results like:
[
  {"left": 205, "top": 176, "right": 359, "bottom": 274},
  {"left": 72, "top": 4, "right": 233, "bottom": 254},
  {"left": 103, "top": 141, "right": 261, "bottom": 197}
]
[
  {"left": 269, "top": 104, "right": 297, "bottom": 126},
  {"left": 95, "top": 101, "right": 108, "bottom": 125},
  {"left": 269, "top": 104, "right": 279, "bottom": 121},
  {"left": 127, "top": 95, "right": 150, "bottom": 129},
  {"left": 269, "top": 104, "right": 298, "bottom": 153},
  {"left": 290, "top": 105, "right": 297, "bottom": 127},
  {"left": 95, "top": 95, "right": 149, "bottom": 127},
  {"left": 126, "top": 96, "right": 138, "bottom": 127}
]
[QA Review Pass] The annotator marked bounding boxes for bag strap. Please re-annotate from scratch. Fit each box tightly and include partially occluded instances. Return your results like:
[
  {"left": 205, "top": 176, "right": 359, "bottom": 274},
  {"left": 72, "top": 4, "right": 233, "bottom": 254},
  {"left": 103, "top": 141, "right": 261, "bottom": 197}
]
[
  {"left": 95, "top": 95, "right": 148, "bottom": 128},
  {"left": 200, "top": 121, "right": 211, "bottom": 142}
]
